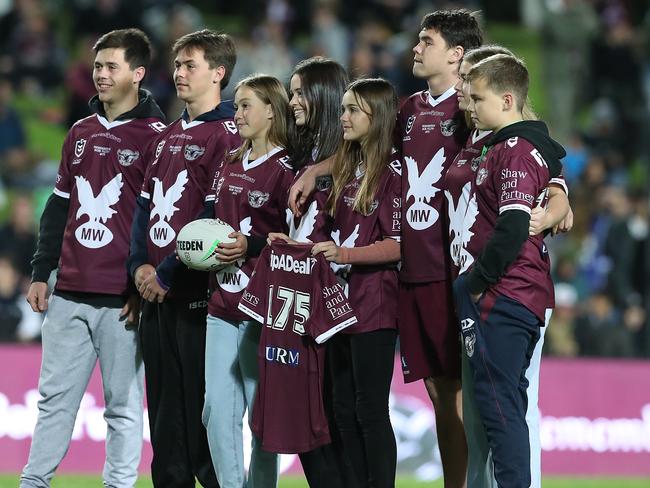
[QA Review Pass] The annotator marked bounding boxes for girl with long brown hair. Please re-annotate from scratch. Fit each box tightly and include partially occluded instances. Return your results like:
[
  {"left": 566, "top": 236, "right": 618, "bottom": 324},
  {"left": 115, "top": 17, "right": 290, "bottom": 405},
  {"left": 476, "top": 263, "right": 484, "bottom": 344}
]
[{"left": 311, "top": 78, "right": 402, "bottom": 488}]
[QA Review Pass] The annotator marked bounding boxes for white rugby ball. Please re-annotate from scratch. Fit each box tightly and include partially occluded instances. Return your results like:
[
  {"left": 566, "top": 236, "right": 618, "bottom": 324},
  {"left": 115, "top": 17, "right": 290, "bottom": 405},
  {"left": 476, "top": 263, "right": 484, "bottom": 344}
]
[{"left": 176, "top": 218, "right": 236, "bottom": 271}]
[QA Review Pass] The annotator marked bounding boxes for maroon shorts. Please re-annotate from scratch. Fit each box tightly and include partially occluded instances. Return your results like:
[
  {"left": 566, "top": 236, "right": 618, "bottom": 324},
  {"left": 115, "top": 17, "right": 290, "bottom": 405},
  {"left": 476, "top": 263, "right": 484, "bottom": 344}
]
[{"left": 397, "top": 280, "right": 461, "bottom": 383}]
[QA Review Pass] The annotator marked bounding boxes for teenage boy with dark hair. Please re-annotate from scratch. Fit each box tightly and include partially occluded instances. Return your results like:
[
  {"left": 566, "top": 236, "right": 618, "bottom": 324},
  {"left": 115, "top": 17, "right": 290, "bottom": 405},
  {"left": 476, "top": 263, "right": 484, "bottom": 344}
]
[
  {"left": 21, "top": 28, "right": 165, "bottom": 488},
  {"left": 128, "top": 29, "right": 240, "bottom": 487},
  {"left": 395, "top": 10, "right": 482, "bottom": 487},
  {"left": 455, "top": 53, "right": 565, "bottom": 488}
]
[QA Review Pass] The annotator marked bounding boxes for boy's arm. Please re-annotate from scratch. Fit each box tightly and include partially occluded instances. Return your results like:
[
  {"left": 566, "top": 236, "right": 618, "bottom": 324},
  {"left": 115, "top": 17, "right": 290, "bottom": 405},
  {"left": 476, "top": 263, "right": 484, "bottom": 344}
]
[
  {"left": 465, "top": 209, "right": 530, "bottom": 298},
  {"left": 288, "top": 157, "right": 334, "bottom": 216}
]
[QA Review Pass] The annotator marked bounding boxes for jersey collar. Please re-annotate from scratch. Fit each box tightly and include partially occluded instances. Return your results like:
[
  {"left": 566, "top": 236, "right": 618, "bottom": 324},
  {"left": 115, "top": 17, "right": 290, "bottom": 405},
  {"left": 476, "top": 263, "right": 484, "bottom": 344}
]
[
  {"left": 96, "top": 115, "right": 132, "bottom": 130},
  {"left": 242, "top": 146, "right": 283, "bottom": 171},
  {"left": 472, "top": 129, "right": 492, "bottom": 144},
  {"left": 426, "top": 85, "right": 456, "bottom": 108}
]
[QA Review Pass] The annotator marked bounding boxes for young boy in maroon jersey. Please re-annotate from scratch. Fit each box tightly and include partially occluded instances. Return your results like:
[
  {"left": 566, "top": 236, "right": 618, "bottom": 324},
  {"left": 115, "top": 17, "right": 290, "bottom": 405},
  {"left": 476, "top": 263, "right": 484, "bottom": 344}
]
[
  {"left": 22, "top": 29, "right": 165, "bottom": 488},
  {"left": 454, "top": 54, "right": 565, "bottom": 488},
  {"left": 127, "top": 30, "right": 240, "bottom": 487},
  {"left": 446, "top": 46, "right": 571, "bottom": 488},
  {"left": 395, "top": 10, "right": 482, "bottom": 487}
]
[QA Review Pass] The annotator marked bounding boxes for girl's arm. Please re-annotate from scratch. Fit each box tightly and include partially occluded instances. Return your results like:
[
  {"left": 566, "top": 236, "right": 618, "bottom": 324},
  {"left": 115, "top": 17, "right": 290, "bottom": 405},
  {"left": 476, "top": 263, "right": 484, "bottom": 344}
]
[{"left": 312, "top": 238, "right": 400, "bottom": 265}]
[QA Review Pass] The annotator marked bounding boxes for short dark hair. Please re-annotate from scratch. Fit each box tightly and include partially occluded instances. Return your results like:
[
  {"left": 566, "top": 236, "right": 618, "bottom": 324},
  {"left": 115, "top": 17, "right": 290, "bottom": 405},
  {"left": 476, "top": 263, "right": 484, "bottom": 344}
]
[
  {"left": 172, "top": 29, "right": 237, "bottom": 89},
  {"left": 93, "top": 28, "right": 152, "bottom": 71},
  {"left": 468, "top": 54, "right": 529, "bottom": 111},
  {"left": 420, "top": 9, "right": 483, "bottom": 52}
]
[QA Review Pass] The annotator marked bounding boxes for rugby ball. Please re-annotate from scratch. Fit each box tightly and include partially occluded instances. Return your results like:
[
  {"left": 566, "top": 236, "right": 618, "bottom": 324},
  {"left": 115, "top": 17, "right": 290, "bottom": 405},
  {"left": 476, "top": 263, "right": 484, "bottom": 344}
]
[{"left": 176, "top": 218, "right": 236, "bottom": 271}]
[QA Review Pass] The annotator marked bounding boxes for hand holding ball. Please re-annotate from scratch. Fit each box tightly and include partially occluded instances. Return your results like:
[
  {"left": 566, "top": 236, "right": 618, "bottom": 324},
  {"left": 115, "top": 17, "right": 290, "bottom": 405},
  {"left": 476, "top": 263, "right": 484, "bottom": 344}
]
[{"left": 176, "top": 219, "right": 236, "bottom": 271}]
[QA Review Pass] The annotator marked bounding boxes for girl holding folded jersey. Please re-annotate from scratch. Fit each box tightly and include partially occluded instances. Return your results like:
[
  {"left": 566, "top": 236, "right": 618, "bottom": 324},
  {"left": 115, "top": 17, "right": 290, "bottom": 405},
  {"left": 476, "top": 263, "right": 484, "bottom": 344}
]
[
  {"left": 202, "top": 74, "right": 295, "bottom": 488},
  {"left": 311, "top": 78, "right": 402, "bottom": 488}
]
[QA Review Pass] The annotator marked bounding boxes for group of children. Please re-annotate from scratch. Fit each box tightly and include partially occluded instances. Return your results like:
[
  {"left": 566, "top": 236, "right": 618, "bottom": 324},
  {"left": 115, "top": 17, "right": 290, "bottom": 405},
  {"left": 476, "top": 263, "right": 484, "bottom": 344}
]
[{"left": 22, "top": 8, "right": 570, "bottom": 488}]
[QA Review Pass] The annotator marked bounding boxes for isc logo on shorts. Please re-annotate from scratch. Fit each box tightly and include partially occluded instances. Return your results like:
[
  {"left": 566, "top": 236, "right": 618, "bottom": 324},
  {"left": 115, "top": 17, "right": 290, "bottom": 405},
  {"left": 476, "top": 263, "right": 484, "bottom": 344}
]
[{"left": 188, "top": 300, "right": 208, "bottom": 310}]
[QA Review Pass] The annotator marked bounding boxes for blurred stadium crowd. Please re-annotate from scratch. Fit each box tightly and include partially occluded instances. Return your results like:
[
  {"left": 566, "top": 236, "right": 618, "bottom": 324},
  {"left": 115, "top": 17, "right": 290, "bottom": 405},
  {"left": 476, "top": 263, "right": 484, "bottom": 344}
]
[{"left": 0, "top": 0, "right": 648, "bottom": 357}]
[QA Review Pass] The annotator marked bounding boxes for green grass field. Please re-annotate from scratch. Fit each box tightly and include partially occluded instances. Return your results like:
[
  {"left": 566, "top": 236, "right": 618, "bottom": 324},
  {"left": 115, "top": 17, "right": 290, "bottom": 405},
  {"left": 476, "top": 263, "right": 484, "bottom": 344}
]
[{"left": 1, "top": 475, "right": 649, "bottom": 487}]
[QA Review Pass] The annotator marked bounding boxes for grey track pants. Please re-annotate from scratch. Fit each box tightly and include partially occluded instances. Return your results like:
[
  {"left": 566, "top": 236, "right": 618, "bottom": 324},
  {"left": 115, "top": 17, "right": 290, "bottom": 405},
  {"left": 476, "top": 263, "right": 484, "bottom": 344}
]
[{"left": 20, "top": 295, "right": 145, "bottom": 488}]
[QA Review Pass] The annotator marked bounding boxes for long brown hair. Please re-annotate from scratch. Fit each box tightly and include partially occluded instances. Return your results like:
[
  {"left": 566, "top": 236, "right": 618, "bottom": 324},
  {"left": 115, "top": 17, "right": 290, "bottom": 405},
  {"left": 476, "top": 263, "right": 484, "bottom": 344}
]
[
  {"left": 327, "top": 78, "right": 398, "bottom": 216},
  {"left": 230, "top": 74, "right": 290, "bottom": 163},
  {"left": 287, "top": 57, "right": 349, "bottom": 170}
]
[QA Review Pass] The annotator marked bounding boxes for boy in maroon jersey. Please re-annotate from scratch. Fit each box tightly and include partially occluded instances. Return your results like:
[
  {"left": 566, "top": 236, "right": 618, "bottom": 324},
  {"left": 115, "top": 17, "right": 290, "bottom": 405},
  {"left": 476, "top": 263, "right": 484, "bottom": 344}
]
[
  {"left": 22, "top": 29, "right": 165, "bottom": 488},
  {"left": 447, "top": 46, "right": 572, "bottom": 488},
  {"left": 454, "top": 54, "right": 565, "bottom": 488},
  {"left": 395, "top": 10, "right": 482, "bottom": 487},
  {"left": 127, "top": 30, "right": 240, "bottom": 487}
]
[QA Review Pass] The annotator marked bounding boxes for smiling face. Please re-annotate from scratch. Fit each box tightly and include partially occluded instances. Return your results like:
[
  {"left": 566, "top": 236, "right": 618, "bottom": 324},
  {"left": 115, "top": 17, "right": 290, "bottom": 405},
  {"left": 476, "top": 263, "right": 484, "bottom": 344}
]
[
  {"left": 234, "top": 85, "right": 273, "bottom": 142},
  {"left": 340, "top": 89, "right": 371, "bottom": 143},
  {"left": 289, "top": 74, "right": 309, "bottom": 126},
  {"left": 93, "top": 48, "right": 139, "bottom": 105},
  {"left": 412, "top": 28, "right": 456, "bottom": 80},
  {"left": 173, "top": 47, "right": 219, "bottom": 104}
]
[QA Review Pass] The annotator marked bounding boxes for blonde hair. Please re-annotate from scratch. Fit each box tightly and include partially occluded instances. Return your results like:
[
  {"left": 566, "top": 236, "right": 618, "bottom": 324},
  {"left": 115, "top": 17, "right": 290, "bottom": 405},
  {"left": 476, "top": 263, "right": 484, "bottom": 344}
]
[
  {"left": 327, "top": 78, "right": 398, "bottom": 216},
  {"left": 230, "top": 74, "right": 290, "bottom": 163},
  {"left": 467, "top": 53, "right": 529, "bottom": 112}
]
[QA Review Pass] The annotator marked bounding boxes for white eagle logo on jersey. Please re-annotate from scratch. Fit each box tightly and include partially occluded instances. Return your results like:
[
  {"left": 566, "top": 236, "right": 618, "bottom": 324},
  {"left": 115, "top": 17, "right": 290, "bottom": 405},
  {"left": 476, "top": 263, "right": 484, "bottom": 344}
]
[
  {"left": 287, "top": 200, "right": 318, "bottom": 242},
  {"left": 445, "top": 183, "right": 478, "bottom": 272},
  {"left": 149, "top": 170, "right": 189, "bottom": 247},
  {"left": 458, "top": 195, "right": 479, "bottom": 274},
  {"left": 217, "top": 217, "right": 251, "bottom": 293},
  {"left": 405, "top": 148, "right": 445, "bottom": 230},
  {"left": 74, "top": 173, "right": 124, "bottom": 249},
  {"left": 330, "top": 224, "right": 360, "bottom": 295}
]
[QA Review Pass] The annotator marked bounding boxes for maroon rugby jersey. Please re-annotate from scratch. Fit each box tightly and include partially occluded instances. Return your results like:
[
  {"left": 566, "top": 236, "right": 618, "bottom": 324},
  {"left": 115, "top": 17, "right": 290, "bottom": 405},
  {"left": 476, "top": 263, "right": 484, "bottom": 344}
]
[
  {"left": 142, "top": 112, "right": 240, "bottom": 271},
  {"left": 238, "top": 242, "right": 357, "bottom": 453},
  {"left": 208, "top": 147, "right": 295, "bottom": 320},
  {"left": 287, "top": 161, "right": 333, "bottom": 244},
  {"left": 396, "top": 87, "right": 469, "bottom": 283},
  {"left": 54, "top": 110, "right": 165, "bottom": 295},
  {"left": 328, "top": 156, "right": 401, "bottom": 333},
  {"left": 461, "top": 136, "right": 552, "bottom": 321},
  {"left": 443, "top": 129, "right": 492, "bottom": 278}
]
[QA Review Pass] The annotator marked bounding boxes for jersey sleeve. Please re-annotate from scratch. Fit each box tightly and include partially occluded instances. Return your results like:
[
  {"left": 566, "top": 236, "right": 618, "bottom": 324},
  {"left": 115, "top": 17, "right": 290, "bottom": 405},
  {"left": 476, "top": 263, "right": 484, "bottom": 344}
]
[
  {"left": 549, "top": 172, "right": 568, "bottom": 195},
  {"left": 496, "top": 148, "right": 548, "bottom": 215},
  {"left": 53, "top": 132, "right": 75, "bottom": 199},
  {"left": 238, "top": 246, "right": 271, "bottom": 324},
  {"left": 205, "top": 156, "right": 227, "bottom": 205},
  {"left": 378, "top": 159, "right": 402, "bottom": 241},
  {"left": 308, "top": 257, "right": 358, "bottom": 344}
]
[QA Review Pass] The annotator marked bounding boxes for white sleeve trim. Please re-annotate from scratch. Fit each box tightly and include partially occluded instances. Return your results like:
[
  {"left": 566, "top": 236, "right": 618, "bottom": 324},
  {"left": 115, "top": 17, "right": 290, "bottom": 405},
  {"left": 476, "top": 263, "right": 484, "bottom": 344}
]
[
  {"left": 315, "top": 316, "right": 358, "bottom": 344},
  {"left": 141, "top": 191, "right": 150, "bottom": 199},
  {"left": 549, "top": 178, "right": 569, "bottom": 195},
  {"left": 53, "top": 188, "right": 70, "bottom": 199},
  {"left": 238, "top": 302, "right": 264, "bottom": 323},
  {"left": 205, "top": 195, "right": 216, "bottom": 202},
  {"left": 499, "top": 204, "right": 531, "bottom": 214}
]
